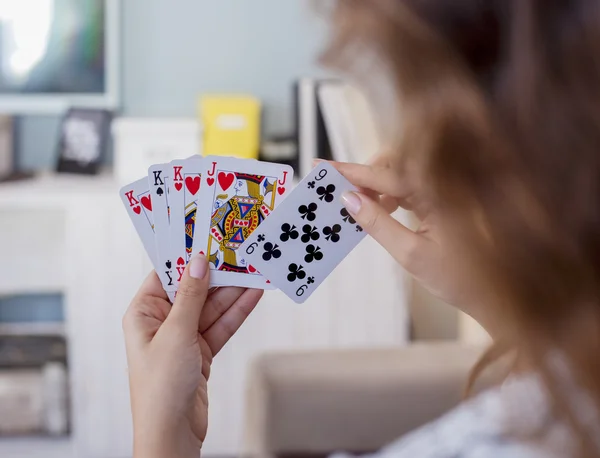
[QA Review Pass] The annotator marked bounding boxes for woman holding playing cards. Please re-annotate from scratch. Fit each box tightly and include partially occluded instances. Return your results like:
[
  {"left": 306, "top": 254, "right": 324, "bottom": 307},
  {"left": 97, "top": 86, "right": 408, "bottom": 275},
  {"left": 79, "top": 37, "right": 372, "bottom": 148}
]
[{"left": 123, "top": 1, "right": 600, "bottom": 457}]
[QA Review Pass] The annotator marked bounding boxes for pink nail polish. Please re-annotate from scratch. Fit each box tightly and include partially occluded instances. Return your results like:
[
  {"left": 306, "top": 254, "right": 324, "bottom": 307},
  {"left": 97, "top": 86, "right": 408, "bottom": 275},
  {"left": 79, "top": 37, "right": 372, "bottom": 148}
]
[
  {"left": 341, "top": 192, "right": 362, "bottom": 215},
  {"left": 189, "top": 255, "right": 208, "bottom": 279}
]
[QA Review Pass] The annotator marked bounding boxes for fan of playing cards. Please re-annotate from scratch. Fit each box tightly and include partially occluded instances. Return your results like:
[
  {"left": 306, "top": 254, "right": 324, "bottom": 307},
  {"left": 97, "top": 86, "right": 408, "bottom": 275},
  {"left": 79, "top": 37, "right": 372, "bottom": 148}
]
[{"left": 120, "top": 156, "right": 366, "bottom": 304}]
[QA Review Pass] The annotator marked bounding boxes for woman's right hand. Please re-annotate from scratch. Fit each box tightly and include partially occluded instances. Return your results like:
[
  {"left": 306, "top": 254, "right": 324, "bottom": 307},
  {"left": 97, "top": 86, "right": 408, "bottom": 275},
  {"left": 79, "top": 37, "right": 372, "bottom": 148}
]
[
  {"left": 332, "top": 155, "right": 482, "bottom": 318},
  {"left": 123, "top": 256, "right": 263, "bottom": 458}
]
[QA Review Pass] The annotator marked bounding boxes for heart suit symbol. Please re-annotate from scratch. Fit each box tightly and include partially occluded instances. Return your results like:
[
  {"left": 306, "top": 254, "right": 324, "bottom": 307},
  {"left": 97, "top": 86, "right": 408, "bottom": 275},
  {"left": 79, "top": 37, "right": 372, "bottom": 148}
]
[
  {"left": 141, "top": 196, "right": 152, "bottom": 211},
  {"left": 185, "top": 176, "right": 201, "bottom": 195},
  {"left": 218, "top": 172, "right": 235, "bottom": 191}
]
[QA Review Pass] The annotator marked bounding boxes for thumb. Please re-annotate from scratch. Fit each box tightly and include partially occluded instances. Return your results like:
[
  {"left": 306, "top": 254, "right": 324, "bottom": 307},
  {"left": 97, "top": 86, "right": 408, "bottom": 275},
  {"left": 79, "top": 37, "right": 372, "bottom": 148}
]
[
  {"left": 167, "top": 254, "right": 210, "bottom": 333},
  {"left": 341, "top": 191, "right": 420, "bottom": 269}
]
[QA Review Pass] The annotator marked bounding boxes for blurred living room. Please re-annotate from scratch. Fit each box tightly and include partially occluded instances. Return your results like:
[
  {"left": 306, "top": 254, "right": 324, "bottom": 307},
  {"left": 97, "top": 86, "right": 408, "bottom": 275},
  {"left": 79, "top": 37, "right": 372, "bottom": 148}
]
[{"left": 0, "top": 1, "right": 490, "bottom": 457}]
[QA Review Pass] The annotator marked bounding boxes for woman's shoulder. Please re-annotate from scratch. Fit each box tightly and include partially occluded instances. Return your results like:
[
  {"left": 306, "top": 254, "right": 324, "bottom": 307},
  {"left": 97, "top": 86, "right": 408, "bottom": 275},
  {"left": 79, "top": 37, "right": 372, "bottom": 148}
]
[{"left": 332, "top": 376, "right": 574, "bottom": 458}]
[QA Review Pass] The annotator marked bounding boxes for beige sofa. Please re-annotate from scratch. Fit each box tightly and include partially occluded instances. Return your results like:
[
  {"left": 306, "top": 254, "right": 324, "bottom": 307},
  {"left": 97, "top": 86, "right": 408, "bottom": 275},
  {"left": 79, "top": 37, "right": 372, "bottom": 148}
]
[{"left": 244, "top": 343, "right": 486, "bottom": 458}]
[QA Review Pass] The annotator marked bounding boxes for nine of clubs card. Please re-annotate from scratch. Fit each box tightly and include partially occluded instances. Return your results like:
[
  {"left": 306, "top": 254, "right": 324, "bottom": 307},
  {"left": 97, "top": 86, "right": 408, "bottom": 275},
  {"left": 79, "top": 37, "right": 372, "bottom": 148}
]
[{"left": 239, "top": 162, "right": 366, "bottom": 303}]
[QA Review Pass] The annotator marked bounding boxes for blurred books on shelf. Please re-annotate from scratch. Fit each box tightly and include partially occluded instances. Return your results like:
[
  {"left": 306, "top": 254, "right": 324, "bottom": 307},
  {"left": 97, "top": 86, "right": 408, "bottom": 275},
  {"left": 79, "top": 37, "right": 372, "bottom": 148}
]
[
  {"left": 0, "top": 117, "right": 13, "bottom": 178},
  {"left": 260, "top": 135, "right": 297, "bottom": 173},
  {"left": 295, "top": 78, "right": 333, "bottom": 178},
  {"left": 318, "top": 81, "right": 381, "bottom": 164},
  {"left": 0, "top": 336, "right": 69, "bottom": 437},
  {"left": 0, "top": 362, "right": 68, "bottom": 437},
  {"left": 295, "top": 78, "right": 381, "bottom": 178}
]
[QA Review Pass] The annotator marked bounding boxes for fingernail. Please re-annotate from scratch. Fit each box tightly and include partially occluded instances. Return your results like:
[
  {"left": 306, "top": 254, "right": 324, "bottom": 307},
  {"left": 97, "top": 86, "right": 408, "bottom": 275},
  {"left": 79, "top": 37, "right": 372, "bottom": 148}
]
[
  {"left": 189, "top": 254, "right": 208, "bottom": 279},
  {"left": 341, "top": 192, "right": 362, "bottom": 215}
]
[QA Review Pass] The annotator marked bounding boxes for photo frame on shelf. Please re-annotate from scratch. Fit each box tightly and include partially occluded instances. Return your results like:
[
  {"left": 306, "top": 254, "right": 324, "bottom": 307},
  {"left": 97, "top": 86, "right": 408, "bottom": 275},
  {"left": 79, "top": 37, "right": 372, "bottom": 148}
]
[{"left": 56, "top": 108, "right": 112, "bottom": 175}]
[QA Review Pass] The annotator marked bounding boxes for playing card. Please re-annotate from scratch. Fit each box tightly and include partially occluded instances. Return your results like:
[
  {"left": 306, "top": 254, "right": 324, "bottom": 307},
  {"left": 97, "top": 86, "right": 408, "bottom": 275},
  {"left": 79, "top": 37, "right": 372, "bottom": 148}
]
[
  {"left": 167, "top": 156, "right": 204, "bottom": 287},
  {"left": 192, "top": 156, "right": 294, "bottom": 288},
  {"left": 120, "top": 177, "right": 158, "bottom": 267},
  {"left": 120, "top": 177, "right": 176, "bottom": 302},
  {"left": 148, "top": 163, "right": 176, "bottom": 292},
  {"left": 239, "top": 162, "right": 366, "bottom": 304}
]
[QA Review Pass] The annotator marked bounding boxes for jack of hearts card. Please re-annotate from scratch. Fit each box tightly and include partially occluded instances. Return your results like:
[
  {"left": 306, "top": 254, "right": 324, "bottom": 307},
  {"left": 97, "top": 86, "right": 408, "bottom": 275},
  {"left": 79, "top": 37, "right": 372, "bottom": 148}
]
[{"left": 192, "top": 156, "right": 293, "bottom": 288}]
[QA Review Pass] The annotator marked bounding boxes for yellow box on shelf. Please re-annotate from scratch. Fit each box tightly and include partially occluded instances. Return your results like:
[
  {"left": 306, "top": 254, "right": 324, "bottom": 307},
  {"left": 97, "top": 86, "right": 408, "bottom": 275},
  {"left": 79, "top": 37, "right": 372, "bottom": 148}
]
[{"left": 199, "top": 95, "right": 261, "bottom": 159}]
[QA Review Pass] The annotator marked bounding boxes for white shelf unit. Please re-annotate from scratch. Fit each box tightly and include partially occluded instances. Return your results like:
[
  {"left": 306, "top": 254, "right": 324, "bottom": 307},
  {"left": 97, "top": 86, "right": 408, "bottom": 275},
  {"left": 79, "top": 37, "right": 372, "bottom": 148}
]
[
  {"left": 0, "top": 322, "right": 66, "bottom": 337},
  {"left": 0, "top": 437, "right": 73, "bottom": 458}
]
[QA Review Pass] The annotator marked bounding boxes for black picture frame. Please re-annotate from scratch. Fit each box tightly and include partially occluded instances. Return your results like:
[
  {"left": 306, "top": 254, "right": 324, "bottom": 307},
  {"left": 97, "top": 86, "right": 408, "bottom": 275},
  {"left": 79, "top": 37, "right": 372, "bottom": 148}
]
[{"left": 56, "top": 108, "right": 112, "bottom": 175}]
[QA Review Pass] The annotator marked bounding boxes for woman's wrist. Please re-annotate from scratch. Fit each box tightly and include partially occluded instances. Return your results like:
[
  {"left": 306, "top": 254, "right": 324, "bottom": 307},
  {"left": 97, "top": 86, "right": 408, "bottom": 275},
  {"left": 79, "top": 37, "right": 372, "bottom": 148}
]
[{"left": 133, "top": 417, "right": 201, "bottom": 458}]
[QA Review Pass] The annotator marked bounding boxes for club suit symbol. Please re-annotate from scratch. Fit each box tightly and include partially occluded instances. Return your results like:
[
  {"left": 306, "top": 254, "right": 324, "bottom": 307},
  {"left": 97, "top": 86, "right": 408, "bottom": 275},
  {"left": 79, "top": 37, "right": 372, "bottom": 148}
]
[
  {"left": 299, "top": 203, "right": 318, "bottom": 221},
  {"left": 287, "top": 263, "right": 307, "bottom": 282},
  {"left": 323, "top": 224, "right": 342, "bottom": 243},
  {"left": 341, "top": 208, "right": 363, "bottom": 232},
  {"left": 317, "top": 184, "right": 336, "bottom": 203},
  {"left": 340, "top": 208, "right": 356, "bottom": 224},
  {"left": 304, "top": 245, "right": 324, "bottom": 263},
  {"left": 262, "top": 242, "right": 282, "bottom": 262},
  {"left": 280, "top": 224, "right": 299, "bottom": 242},
  {"left": 301, "top": 225, "right": 320, "bottom": 243}
]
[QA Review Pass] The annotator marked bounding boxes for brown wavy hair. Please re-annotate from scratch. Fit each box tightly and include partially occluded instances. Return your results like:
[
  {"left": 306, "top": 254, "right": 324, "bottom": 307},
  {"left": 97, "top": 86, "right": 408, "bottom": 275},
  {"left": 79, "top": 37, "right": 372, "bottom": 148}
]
[{"left": 322, "top": 0, "right": 600, "bottom": 456}]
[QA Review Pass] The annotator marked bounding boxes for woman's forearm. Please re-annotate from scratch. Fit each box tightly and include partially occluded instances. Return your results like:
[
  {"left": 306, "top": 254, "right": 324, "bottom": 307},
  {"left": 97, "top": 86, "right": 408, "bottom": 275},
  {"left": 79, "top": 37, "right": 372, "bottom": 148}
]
[{"left": 133, "top": 420, "right": 201, "bottom": 458}]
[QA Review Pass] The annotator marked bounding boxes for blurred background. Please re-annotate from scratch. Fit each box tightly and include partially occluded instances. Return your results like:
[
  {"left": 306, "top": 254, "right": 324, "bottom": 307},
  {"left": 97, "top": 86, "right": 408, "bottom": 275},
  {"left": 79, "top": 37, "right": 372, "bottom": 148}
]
[{"left": 0, "top": 1, "right": 489, "bottom": 457}]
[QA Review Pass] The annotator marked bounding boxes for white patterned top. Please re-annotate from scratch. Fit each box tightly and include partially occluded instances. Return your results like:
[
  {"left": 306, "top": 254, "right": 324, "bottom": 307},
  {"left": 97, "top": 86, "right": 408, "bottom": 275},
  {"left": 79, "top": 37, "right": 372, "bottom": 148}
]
[{"left": 332, "top": 374, "right": 595, "bottom": 458}]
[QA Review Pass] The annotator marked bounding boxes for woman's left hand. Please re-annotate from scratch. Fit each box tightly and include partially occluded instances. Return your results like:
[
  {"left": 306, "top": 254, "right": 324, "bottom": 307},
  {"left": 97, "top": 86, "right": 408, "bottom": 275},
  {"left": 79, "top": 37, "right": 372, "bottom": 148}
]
[{"left": 123, "top": 255, "right": 263, "bottom": 458}]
